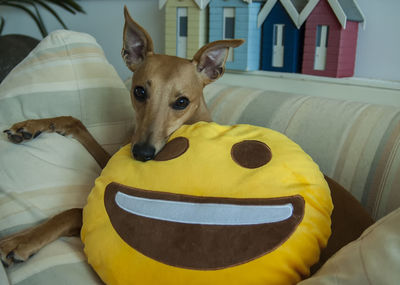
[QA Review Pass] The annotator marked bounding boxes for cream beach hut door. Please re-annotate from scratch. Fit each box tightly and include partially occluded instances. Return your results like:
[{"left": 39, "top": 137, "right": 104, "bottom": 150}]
[
  {"left": 314, "top": 25, "right": 329, "bottom": 70},
  {"left": 177, "top": 8, "right": 188, "bottom": 58},
  {"left": 272, "top": 24, "right": 284, "bottom": 67}
]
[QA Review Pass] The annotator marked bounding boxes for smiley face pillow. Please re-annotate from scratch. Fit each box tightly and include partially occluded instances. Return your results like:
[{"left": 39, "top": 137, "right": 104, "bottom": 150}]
[{"left": 81, "top": 122, "right": 333, "bottom": 285}]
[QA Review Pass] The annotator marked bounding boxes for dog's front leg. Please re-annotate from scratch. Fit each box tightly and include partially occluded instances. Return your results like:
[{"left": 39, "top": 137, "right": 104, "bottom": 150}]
[
  {"left": 0, "top": 208, "right": 82, "bottom": 267},
  {"left": 3, "top": 116, "right": 111, "bottom": 168}
]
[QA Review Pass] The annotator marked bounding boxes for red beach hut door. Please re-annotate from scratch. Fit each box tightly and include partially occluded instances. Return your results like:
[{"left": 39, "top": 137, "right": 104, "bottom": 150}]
[{"left": 314, "top": 25, "right": 329, "bottom": 70}]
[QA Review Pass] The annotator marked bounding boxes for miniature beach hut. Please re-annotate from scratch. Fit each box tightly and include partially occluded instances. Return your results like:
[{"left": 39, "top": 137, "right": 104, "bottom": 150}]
[
  {"left": 160, "top": 0, "right": 210, "bottom": 59},
  {"left": 301, "top": 0, "right": 365, "bottom": 77},
  {"left": 209, "top": 0, "right": 263, "bottom": 71}
]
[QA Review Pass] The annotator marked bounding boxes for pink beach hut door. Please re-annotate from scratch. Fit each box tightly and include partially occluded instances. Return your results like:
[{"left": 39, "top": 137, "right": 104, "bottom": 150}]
[
  {"left": 272, "top": 24, "right": 285, "bottom": 68},
  {"left": 177, "top": 8, "right": 188, "bottom": 58},
  {"left": 314, "top": 25, "right": 329, "bottom": 70}
]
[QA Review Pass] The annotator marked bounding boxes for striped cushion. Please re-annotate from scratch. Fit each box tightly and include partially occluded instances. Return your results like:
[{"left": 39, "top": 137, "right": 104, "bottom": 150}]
[
  {"left": 0, "top": 30, "right": 134, "bottom": 154},
  {"left": 203, "top": 83, "right": 400, "bottom": 220},
  {"left": 0, "top": 30, "right": 131, "bottom": 284}
]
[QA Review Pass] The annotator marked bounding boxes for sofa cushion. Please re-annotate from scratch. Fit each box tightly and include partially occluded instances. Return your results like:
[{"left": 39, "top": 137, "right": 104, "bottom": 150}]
[
  {"left": 203, "top": 83, "right": 400, "bottom": 220},
  {"left": 0, "top": 30, "right": 134, "bottom": 154},
  {"left": 299, "top": 207, "right": 400, "bottom": 285}
]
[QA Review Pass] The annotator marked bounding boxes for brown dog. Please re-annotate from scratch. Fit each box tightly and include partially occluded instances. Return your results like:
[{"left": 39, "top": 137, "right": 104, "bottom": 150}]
[
  {"left": 0, "top": 7, "right": 373, "bottom": 277},
  {"left": 0, "top": 7, "right": 243, "bottom": 267}
]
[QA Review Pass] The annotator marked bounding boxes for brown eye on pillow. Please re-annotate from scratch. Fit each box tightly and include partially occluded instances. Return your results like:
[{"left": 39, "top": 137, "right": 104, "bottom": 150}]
[
  {"left": 154, "top": 137, "right": 189, "bottom": 161},
  {"left": 231, "top": 140, "right": 272, "bottom": 169}
]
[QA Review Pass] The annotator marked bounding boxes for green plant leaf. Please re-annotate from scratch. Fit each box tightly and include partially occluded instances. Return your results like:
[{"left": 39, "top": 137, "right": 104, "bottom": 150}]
[
  {"left": 10, "top": 0, "right": 49, "bottom": 36},
  {"left": 45, "top": 0, "right": 85, "bottom": 14},
  {"left": 0, "top": 16, "right": 5, "bottom": 35},
  {"left": 41, "top": 0, "right": 76, "bottom": 14},
  {"left": 0, "top": 0, "right": 85, "bottom": 37},
  {"left": 57, "top": 0, "right": 85, "bottom": 13},
  {"left": 35, "top": 0, "right": 68, "bottom": 29},
  {"left": 1, "top": 2, "right": 47, "bottom": 37},
  {"left": 31, "top": 1, "right": 48, "bottom": 36}
]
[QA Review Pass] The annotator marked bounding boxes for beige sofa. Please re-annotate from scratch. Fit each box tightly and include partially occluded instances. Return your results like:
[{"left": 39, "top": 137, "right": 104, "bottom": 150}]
[{"left": 0, "top": 30, "right": 399, "bottom": 284}]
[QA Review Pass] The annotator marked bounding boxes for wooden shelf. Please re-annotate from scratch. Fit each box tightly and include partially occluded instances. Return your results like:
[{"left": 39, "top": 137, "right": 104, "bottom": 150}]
[{"left": 216, "top": 70, "right": 400, "bottom": 107}]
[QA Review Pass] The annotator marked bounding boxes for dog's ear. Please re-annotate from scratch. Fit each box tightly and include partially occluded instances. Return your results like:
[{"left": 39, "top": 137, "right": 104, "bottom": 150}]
[
  {"left": 192, "top": 39, "right": 244, "bottom": 85},
  {"left": 122, "top": 6, "right": 154, "bottom": 72}
]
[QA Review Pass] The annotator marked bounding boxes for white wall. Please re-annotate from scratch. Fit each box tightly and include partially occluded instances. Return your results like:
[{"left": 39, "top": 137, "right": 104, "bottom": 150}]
[
  {"left": 0, "top": 0, "right": 399, "bottom": 82},
  {"left": 354, "top": 0, "right": 400, "bottom": 82}
]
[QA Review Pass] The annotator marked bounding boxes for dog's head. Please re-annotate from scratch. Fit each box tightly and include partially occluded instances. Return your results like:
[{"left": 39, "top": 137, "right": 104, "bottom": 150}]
[{"left": 122, "top": 7, "right": 243, "bottom": 161}]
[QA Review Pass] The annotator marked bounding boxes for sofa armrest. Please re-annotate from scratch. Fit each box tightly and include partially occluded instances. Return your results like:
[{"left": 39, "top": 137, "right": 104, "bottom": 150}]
[{"left": 311, "top": 176, "right": 374, "bottom": 273}]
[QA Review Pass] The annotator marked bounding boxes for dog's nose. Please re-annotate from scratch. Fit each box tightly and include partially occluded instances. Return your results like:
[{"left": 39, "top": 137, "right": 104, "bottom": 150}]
[{"left": 132, "top": 143, "right": 156, "bottom": 162}]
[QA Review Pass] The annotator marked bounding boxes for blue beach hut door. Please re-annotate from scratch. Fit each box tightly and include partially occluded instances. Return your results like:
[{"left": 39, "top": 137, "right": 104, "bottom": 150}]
[
  {"left": 272, "top": 24, "right": 285, "bottom": 67},
  {"left": 177, "top": 8, "right": 188, "bottom": 58},
  {"left": 223, "top": 8, "right": 235, "bottom": 62}
]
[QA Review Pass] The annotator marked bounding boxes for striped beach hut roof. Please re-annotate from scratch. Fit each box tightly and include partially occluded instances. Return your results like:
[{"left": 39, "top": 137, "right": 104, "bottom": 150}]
[
  {"left": 159, "top": 0, "right": 210, "bottom": 9},
  {"left": 258, "top": 0, "right": 318, "bottom": 29},
  {"left": 335, "top": 0, "right": 365, "bottom": 26},
  {"left": 159, "top": 0, "right": 255, "bottom": 10},
  {"left": 258, "top": 0, "right": 365, "bottom": 29}
]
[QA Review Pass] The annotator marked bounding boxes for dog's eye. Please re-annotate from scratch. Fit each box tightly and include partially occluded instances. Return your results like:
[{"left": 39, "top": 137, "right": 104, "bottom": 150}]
[
  {"left": 133, "top": 86, "right": 147, "bottom": 102},
  {"left": 172, "top": 97, "right": 190, "bottom": 110}
]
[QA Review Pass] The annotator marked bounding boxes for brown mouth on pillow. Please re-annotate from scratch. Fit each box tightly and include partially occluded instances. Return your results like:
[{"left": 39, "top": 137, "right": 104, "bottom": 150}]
[{"left": 104, "top": 182, "right": 304, "bottom": 270}]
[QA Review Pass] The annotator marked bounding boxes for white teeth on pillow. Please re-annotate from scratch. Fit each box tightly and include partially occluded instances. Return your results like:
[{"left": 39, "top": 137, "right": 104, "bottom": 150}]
[{"left": 115, "top": 191, "right": 293, "bottom": 226}]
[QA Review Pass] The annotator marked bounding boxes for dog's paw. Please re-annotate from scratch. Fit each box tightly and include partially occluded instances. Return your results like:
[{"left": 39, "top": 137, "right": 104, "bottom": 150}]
[
  {"left": 3, "top": 120, "right": 48, "bottom": 144},
  {"left": 0, "top": 234, "right": 37, "bottom": 267},
  {"left": 3, "top": 117, "right": 82, "bottom": 144}
]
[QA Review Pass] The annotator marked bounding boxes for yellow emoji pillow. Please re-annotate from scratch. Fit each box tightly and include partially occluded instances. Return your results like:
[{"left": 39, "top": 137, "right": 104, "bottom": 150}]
[{"left": 81, "top": 122, "right": 333, "bottom": 285}]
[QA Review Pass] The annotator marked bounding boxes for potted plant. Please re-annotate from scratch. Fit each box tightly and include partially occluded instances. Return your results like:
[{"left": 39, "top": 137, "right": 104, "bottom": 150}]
[{"left": 0, "top": 0, "right": 85, "bottom": 37}]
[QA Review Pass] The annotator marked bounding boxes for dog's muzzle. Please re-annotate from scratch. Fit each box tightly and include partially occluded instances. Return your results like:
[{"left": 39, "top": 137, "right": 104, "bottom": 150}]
[{"left": 132, "top": 143, "right": 156, "bottom": 161}]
